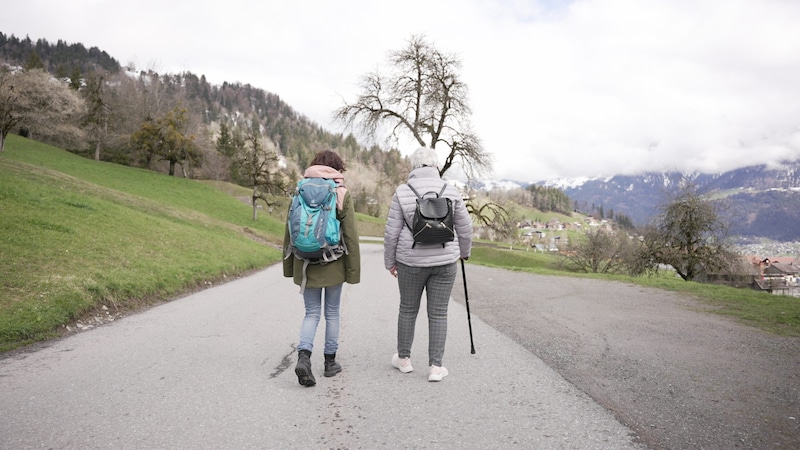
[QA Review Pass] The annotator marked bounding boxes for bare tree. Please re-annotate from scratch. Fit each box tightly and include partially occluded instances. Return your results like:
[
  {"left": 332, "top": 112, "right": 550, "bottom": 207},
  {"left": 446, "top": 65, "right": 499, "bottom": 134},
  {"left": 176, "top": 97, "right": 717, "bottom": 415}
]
[
  {"left": 81, "top": 70, "right": 111, "bottom": 161},
  {"left": 104, "top": 69, "right": 183, "bottom": 167},
  {"left": 0, "top": 68, "right": 21, "bottom": 153},
  {"left": 0, "top": 67, "right": 85, "bottom": 152},
  {"left": 645, "top": 180, "right": 736, "bottom": 281},
  {"left": 237, "top": 120, "right": 290, "bottom": 220},
  {"left": 563, "top": 227, "right": 659, "bottom": 276},
  {"left": 562, "top": 227, "right": 629, "bottom": 274},
  {"left": 466, "top": 197, "right": 512, "bottom": 239},
  {"left": 334, "top": 34, "right": 492, "bottom": 179}
]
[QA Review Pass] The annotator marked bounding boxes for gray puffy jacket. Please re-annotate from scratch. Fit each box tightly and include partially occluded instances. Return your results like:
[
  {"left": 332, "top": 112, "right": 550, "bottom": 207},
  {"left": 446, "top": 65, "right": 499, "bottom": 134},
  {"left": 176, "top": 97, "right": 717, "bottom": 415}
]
[{"left": 384, "top": 166, "right": 473, "bottom": 269}]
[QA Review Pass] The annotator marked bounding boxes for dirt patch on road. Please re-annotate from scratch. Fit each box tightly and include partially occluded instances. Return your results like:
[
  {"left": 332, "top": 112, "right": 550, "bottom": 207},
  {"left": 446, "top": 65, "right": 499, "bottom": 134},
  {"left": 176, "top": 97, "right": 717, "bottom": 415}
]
[{"left": 451, "top": 264, "right": 800, "bottom": 450}]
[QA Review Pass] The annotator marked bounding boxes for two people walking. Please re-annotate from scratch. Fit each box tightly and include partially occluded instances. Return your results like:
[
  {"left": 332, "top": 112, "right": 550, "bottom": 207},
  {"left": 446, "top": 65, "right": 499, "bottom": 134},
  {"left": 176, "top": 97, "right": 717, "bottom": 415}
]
[{"left": 283, "top": 147, "right": 472, "bottom": 386}]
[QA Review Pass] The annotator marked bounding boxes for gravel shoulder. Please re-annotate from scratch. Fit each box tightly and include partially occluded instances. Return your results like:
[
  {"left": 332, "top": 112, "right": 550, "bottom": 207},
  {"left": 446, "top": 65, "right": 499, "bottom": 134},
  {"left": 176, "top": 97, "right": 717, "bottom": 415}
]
[{"left": 451, "top": 264, "right": 800, "bottom": 450}]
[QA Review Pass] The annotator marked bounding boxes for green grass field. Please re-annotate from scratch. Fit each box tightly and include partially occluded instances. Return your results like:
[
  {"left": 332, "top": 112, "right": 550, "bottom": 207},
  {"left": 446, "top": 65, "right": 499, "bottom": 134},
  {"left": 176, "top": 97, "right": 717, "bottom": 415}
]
[
  {"left": 1, "top": 135, "right": 286, "bottom": 351},
  {"left": 1, "top": 134, "right": 798, "bottom": 352}
]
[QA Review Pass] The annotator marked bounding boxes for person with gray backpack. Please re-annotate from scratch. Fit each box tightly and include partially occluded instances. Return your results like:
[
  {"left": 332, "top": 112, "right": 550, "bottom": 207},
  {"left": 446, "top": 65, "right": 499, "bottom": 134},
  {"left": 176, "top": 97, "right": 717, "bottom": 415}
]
[
  {"left": 383, "top": 146, "right": 473, "bottom": 382},
  {"left": 283, "top": 150, "right": 361, "bottom": 387}
]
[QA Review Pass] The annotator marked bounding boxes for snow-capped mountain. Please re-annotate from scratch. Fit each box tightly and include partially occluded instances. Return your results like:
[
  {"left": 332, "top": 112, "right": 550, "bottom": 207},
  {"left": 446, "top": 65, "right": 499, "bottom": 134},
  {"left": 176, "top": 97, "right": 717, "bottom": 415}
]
[
  {"left": 467, "top": 161, "right": 800, "bottom": 242},
  {"left": 465, "top": 178, "right": 529, "bottom": 191},
  {"left": 549, "top": 162, "right": 800, "bottom": 241}
]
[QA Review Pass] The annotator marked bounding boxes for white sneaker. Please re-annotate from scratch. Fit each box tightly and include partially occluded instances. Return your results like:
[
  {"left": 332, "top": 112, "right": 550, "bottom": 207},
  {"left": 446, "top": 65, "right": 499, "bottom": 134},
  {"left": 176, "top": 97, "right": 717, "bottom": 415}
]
[
  {"left": 428, "top": 365, "right": 449, "bottom": 382},
  {"left": 391, "top": 354, "right": 413, "bottom": 373}
]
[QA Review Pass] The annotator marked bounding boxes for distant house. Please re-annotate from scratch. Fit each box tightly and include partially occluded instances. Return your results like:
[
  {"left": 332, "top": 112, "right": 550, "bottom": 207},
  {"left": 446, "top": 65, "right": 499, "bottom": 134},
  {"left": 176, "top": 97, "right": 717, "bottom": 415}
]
[
  {"left": 700, "top": 256, "right": 799, "bottom": 296},
  {"left": 545, "top": 219, "right": 563, "bottom": 230},
  {"left": 766, "top": 256, "right": 800, "bottom": 267},
  {"left": 699, "top": 255, "right": 757, "bottom": 288},
  {"left": 752, "top": 257, "right": 800, "bottom": 296}
]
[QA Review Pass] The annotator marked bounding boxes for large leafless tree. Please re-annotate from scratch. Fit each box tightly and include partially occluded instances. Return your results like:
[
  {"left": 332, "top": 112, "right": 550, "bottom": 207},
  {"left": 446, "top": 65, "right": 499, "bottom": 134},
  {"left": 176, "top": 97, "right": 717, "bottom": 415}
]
[
  {"left": 334, "top": 34, "right": 492, "bottom": 179},
  {"left": 645, "top": 181, "right": 737, "bottom": 281}
]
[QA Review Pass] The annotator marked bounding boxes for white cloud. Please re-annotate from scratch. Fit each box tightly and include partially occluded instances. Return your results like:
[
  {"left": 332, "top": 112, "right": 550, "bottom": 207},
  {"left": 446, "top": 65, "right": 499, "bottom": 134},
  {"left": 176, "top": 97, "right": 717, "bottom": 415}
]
[{"left": 3, "top": 0, "right": 799, "bottom": 183}]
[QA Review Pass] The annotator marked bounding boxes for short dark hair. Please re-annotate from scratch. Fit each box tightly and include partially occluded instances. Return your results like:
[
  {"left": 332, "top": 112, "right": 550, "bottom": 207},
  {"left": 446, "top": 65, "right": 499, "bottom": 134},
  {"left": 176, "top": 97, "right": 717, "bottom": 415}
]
[{"left": 310, "top": 150, "right": 346, "bottom": 172}]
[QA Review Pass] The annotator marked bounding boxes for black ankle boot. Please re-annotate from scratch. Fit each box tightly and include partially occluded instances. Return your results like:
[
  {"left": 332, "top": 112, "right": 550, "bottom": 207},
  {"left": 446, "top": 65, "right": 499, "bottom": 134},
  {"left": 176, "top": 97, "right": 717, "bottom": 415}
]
[
  {"left": 295, "top": 349, "right": 316, "bottom": 386},
  {"left": 324, "top": 353, "right": 342, "bottom": 377}
]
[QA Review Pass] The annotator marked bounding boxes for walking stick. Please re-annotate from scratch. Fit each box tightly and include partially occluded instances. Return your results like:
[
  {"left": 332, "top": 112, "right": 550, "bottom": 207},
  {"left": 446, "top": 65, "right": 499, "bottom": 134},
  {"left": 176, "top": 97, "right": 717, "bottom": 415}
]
[{"left": 460, "top": 259, "right": 476, "bottom": 354}]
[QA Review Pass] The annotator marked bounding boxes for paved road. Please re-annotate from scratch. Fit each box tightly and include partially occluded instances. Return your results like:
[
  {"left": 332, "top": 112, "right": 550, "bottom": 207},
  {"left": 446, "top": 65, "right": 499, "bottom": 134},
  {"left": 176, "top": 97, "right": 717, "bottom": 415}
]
[
  {"left": 0, "top": 243, "right": 641, "bottom": 449},
  {"left": 451, "top": 263, "right": 800, "bottom": 450}
]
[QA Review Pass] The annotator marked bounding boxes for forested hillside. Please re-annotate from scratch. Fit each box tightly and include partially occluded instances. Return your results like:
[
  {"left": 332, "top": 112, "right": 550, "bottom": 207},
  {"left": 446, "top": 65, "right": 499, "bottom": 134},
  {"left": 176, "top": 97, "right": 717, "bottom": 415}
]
[
  {"left": 0, "top": 32, "right": 408, "bottom": 218},
  {"left": 0, "top": 32, "right": 119, "bottom": 76}
]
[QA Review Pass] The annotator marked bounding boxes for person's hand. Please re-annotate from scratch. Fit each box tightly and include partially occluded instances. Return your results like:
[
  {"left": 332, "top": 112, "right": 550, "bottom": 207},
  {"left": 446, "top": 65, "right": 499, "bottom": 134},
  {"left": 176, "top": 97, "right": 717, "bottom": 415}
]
[
  {"left": 389, "top": 266, "right": 398, "bottom": 278},
  {"left": 461, "top": 256, "right": 469, "bottom": 261}
]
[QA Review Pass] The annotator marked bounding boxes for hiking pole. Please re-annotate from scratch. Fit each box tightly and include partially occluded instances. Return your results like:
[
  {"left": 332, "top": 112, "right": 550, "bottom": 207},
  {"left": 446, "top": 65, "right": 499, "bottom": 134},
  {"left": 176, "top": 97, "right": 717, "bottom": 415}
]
[{"left": 460, "top": 259, "right": 476, "bottom": 354}]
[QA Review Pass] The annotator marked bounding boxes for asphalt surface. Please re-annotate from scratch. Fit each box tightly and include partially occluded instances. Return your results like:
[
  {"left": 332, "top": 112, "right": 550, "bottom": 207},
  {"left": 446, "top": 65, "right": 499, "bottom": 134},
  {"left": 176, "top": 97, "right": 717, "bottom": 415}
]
[
  {"left": 451, "top": 262, "right": 800, "bottom": 450},
  {"left": 0, "top": 243, "right": 641, "bottom": 450}
]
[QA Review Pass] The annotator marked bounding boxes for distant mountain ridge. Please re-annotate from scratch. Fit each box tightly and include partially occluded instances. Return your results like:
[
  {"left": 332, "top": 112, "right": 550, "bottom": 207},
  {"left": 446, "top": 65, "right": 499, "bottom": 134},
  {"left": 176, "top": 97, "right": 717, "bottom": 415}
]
[
  {"left": 546, "top": 161, "right": 800, "bottom": 242},
  {"left": 473, "top": 161, "right": 800, "bottom": 242}
]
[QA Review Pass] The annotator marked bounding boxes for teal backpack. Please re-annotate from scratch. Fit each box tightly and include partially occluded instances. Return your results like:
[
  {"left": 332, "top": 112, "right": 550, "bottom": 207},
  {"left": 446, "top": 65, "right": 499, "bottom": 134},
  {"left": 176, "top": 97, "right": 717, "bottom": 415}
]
[{"left": 285, "top": 178, "right": 346, "bottom": 291}]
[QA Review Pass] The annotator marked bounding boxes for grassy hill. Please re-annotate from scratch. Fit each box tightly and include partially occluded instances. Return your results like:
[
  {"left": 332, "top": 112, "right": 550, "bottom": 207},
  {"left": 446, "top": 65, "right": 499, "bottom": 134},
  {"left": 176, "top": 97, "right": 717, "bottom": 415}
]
[{"left": 1, "top": 135, "right": 295, "bottom": 351}]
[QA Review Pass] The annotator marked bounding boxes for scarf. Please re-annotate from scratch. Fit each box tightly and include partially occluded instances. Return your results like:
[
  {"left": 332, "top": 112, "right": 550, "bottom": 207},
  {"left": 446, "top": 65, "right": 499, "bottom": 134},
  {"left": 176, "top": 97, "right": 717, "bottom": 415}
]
[{"left": 303, "top": 165, "right": 347, "bottom": 211}]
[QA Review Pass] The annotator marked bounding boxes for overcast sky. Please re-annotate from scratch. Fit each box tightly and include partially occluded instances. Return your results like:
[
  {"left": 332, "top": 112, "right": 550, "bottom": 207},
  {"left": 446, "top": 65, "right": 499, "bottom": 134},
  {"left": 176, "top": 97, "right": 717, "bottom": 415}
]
[{"left": 3, "top": 0, "right": 799, "bottom": 182}]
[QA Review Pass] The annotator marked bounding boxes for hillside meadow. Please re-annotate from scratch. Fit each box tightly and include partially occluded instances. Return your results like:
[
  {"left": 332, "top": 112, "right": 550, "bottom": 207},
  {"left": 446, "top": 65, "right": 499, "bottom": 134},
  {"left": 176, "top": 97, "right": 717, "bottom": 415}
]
[
  {"left": 1, "top": 136, "right": 285, "bottom": 351},
  {"left": 1, "top": 135, "right": 798, "bottom": 352}
]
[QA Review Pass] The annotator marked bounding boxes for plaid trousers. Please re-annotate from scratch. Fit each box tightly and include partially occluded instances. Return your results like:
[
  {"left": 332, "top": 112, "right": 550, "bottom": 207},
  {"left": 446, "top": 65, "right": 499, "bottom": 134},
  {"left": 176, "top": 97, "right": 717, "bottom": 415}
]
[{"left": 396, "top": 261, "right": 457, "bottom": 367}]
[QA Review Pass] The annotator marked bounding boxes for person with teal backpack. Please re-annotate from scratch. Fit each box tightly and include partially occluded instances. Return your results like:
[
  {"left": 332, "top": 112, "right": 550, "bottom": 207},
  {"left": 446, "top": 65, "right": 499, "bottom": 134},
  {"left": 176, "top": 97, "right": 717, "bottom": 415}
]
[
  {"left": 286, "top": 176, "right": 346, "bottom": 292},
  {"left": 283, "top": 150, "right": 361, "bottom": 387}
]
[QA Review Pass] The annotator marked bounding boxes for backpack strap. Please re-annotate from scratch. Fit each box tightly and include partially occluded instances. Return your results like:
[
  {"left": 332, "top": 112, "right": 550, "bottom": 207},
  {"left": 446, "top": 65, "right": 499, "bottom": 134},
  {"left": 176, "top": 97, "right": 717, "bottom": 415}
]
[
  {"left": 437, "top": 183, "right": 450, "bottom": 248},
  {"left": 402, "top": 183, "right": 421, "bottom": 233},
  {"left": 407, "top": 182, "right": 447, "bottom": 199},
  {"left": 299, "top": 259, "right": 310, "bottom": 294},
  {"left": 407, "top": 183, "right": 422, "bottom": 199}
]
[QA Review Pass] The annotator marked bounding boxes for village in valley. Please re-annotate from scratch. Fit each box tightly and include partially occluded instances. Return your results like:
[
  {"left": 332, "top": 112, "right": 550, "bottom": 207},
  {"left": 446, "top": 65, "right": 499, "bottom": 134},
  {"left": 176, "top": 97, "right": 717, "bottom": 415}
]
[{"left": 510, "top": 215, "right": 800, "bottom": 298}]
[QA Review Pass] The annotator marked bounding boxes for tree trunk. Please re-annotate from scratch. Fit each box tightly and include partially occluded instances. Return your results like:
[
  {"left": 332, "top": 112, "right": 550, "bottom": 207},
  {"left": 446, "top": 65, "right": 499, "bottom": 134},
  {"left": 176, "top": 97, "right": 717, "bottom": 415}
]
[
  {"left": 169, "top": 160, "right": 176, "bottom": 176},
  {"left": 252, "top": 187, "right": 258, "bottom": 221}
]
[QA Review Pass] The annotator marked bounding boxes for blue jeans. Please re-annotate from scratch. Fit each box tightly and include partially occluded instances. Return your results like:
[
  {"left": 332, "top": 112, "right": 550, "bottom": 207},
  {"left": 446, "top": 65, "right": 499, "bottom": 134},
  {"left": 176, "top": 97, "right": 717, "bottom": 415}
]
[{"left": 297, "top": 283, "right": 342, "bottom": 355}]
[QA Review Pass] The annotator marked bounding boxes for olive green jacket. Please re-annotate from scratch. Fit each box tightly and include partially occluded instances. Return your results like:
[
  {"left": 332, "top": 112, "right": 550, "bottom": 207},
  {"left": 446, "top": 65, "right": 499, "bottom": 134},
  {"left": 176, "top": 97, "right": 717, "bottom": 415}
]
[{"left": 283, "top": 190, "right": 361, "bottom": 288}]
